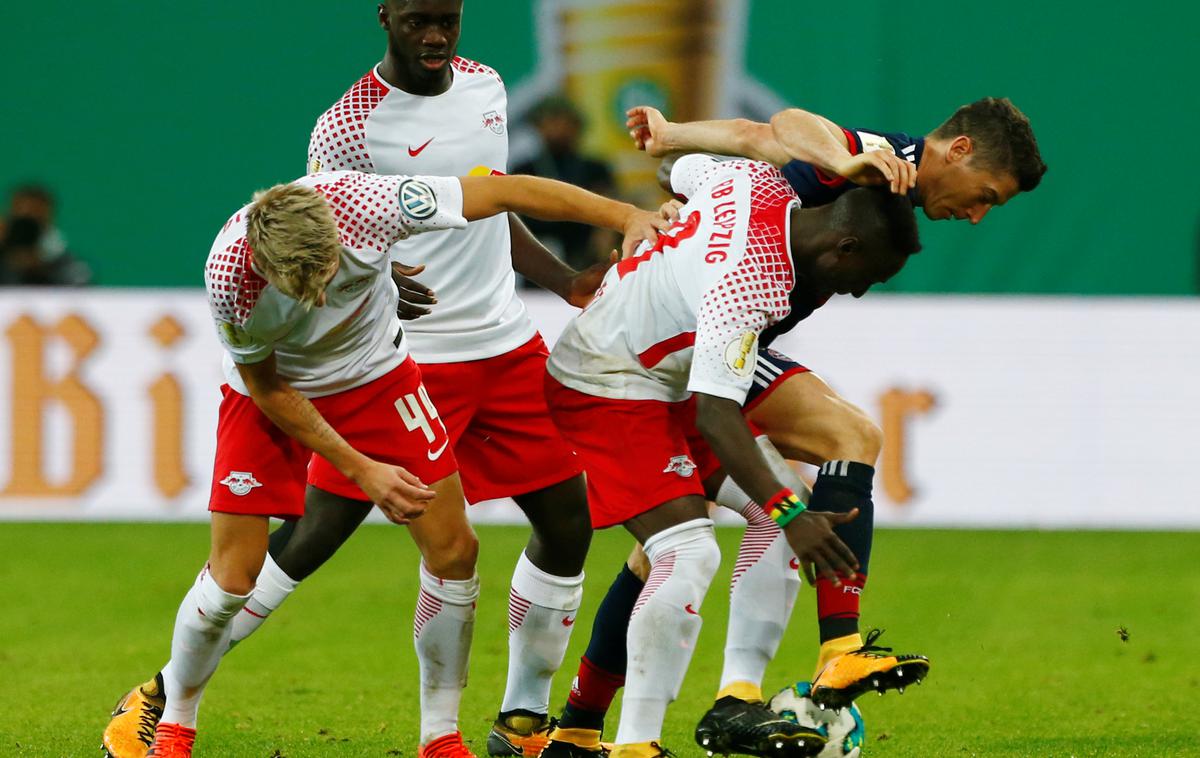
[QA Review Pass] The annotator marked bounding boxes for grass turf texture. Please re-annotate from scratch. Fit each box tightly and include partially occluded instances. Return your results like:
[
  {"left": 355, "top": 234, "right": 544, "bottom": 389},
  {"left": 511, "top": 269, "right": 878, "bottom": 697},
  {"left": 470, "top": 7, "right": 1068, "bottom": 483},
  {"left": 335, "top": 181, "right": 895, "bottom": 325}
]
[{"left": 1, "top": 524, "right": 1197, "bottom": 757}]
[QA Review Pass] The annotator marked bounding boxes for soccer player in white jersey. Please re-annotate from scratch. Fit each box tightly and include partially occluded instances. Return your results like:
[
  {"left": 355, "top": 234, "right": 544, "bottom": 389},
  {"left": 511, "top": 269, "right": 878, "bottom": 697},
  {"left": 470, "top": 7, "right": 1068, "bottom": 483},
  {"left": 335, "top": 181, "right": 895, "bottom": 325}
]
[
  {"left": 100, "top": 170, "right": 664, "bottom": 758},
  {"left": 542, "top": 155, "right": 922, "bottom": 758},
  {"left": 278, "top": 2, "right": 630, "bottom": 754}
]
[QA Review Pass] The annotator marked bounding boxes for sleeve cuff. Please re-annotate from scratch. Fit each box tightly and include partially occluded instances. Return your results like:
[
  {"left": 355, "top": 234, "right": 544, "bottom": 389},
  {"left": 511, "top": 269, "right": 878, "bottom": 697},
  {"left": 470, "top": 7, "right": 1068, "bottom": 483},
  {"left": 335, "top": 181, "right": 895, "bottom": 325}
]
[{"left": 687, "top": 380, "right": 750, "bottom": 405}]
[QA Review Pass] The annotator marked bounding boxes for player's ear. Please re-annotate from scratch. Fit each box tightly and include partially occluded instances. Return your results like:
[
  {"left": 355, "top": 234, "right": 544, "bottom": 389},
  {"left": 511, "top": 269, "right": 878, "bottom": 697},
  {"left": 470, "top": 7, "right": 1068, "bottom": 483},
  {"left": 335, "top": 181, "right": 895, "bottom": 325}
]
[
  {"left": 947, "top": 135, "right": 974, "bottom": 163},
  {"left": 378, "top": 3, "right": 390, "bottom": 30},
  {"left": 837, "top": 236, "right": 860, "bottom": 257}
]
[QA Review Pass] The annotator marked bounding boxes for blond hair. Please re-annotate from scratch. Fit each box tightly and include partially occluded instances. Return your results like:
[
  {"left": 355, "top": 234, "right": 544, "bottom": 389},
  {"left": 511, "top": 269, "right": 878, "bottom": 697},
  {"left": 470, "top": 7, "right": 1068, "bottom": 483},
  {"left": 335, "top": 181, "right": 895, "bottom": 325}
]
[{"left": 245, "top": 183, "right": 341, "bottom": 308}]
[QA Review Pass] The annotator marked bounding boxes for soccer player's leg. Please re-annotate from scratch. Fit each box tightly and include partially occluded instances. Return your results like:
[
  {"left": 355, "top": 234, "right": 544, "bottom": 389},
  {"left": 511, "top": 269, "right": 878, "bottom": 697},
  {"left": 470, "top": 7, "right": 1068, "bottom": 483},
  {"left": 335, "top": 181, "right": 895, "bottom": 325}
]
[
  {"left": 442, "top": 336, "right": 591, "bottom": 756},
  {"left": 224, "top": 487, "right": 374, "bottom": 650},
  {"left": 686, "top": 424, "right": 824, "bottom": 758},
  {"left": 303, "top": 357, "right": 477, "bottom": 756},
  {"left": 104, "top": 386, "right": 309, "bottom": 758},
  {"left": 539, "top": 379, "right": 737, "bottom": 757},
  {"left": 696, "top": 444, "right": 824, "bottom": 757},
  {"left": 708, "top": 439, "right": 809, "bottom": 707},
  {"left": 746, "top": 361, "right": 929, "bottom": 709},
  {"left": 104, "top": 496, "right": 370, "bottom": 758},
  {"left": 142, "top": 513, "right": 267, "bottom": 757},
  {"left": 544, "top": 548, "right": 649, "bottom": 755},
  {"left": 486, "top": 475, "right": 591, "bottom": 756},
  {"left": 617, "top": 496, "right": 722, "bottom": 757},
  {"left": 405, "top": 472, "right": 480, "bottom": 757}
]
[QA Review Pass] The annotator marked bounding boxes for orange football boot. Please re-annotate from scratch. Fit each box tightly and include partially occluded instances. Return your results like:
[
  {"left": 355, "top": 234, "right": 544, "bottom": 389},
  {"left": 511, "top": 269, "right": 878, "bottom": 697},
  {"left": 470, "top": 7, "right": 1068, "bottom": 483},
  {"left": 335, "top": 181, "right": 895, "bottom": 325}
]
[
  {"left": 487, "top": 712, "right": 554, "bottom": 756},
  {"left": 102, "top": 673, "right": 165, "bottom": 758},
  {"left": 810, "top": 629, "right": 930, "bottom": 710}
]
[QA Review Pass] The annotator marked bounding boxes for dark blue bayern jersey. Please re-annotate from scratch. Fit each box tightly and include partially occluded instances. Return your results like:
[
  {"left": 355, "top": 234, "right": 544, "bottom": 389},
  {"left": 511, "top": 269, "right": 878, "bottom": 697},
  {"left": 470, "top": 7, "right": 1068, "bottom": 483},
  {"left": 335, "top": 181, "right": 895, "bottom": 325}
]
[
  {"left": 780, "top": 127, "right": 924, "bottom": 207},
  {"left": 759, "top": 127, "right": 922, "bottom": 349}
]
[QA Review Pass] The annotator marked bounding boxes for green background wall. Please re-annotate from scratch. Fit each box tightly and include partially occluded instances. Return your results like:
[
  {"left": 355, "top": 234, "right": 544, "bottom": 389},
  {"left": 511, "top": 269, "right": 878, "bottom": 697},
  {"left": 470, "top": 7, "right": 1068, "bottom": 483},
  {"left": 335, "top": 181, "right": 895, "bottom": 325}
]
[{"left": 2, "top": 2, "right": 1196, "bottom": 293}]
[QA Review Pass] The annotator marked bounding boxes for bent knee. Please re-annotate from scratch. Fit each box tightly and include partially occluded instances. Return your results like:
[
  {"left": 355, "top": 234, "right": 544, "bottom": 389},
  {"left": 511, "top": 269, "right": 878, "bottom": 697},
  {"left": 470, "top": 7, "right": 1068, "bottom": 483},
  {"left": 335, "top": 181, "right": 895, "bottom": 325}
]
[
  {"left": 840, "top": 411, "right": 882, "bottom": 464},
  {"left": 423, "top": 529, "right": 479, "bottom": 579},
  {"left": 207, "top": 562, "right": 260, "bottom": 596},
  {"left": 767, "top": 406, "right": 882, "bottom": 466}
]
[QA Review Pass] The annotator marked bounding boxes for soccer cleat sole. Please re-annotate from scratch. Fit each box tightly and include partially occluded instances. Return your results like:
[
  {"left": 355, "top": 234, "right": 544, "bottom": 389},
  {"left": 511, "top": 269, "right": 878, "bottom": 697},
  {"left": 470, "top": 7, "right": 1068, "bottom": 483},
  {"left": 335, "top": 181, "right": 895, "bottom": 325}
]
[
  {"left": 539, "top": 741, "right": 609, "bottom": 758},
  {"left": 694, "top": 724, "right": 825, "bottom": 758},
  {"left": 811, "top": 657, "right": 930, "bottom": 711}
]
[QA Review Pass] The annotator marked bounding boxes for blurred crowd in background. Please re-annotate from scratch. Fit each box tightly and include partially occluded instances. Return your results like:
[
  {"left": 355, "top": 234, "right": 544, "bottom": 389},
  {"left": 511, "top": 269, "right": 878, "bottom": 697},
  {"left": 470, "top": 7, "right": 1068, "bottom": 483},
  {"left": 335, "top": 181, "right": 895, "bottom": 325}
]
[
  {"left": 0, "top": 92, "right": 620, "bottom": 291},
  {"left": 0, "top": 184, "right": 91, "bottom": 286},
  {"left": 512, "top": 95, "right": 620, "bottom": 281},
  {"left": 7, "top": 91, "right": 1190, "bottom": 292}
]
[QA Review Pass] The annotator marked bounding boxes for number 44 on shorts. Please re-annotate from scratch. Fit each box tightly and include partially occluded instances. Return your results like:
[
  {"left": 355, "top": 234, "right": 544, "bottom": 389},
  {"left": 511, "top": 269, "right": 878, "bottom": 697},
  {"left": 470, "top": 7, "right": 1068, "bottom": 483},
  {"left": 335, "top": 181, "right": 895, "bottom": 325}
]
[{"left": 394, "top": 386, "right": 450, "bottom": 460}]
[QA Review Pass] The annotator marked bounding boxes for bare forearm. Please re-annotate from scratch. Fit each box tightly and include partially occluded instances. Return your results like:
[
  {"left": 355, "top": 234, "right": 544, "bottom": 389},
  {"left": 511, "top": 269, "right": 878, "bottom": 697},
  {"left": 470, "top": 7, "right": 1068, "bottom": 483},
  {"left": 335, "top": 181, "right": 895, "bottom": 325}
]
[
  {"left": 508, "top": 213, "right": 576, "bottom": 299},
  {"left": 769, "top": 108, "right": 852, "bottom": 175},
  {"left": 247, "top": 380, "right": 367, "bottom": 479},
  {"left": 460, "top": 175, "right": 636, "bottom": 233},
  {"left": 667, "top": 118, "right": 793, "bottom": 166},
  {"left": 695, "top": 393, "right": 785, "bottom": 506}
]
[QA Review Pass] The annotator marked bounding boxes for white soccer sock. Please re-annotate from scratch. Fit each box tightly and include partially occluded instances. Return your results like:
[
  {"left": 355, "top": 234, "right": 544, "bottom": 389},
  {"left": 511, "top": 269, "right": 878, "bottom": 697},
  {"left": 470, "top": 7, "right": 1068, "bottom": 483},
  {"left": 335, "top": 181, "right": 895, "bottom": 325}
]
[
  {"left": 414, "top": 563, "right": 479, "bottom": 743},
  {"left": 227, "top": 553, "right": 298, "bottom": 650},
  {"left": 160, "top": 566, "right": 252, "bottom": 728},
  {"left": 500, "top": 551, "right": 584, "bottom": 716},
  {"left": 615, "top": 519, "right": 720, "bottom": 745},
  {"left": 715, "top": 436, "right": 809, "bottom": 695}
]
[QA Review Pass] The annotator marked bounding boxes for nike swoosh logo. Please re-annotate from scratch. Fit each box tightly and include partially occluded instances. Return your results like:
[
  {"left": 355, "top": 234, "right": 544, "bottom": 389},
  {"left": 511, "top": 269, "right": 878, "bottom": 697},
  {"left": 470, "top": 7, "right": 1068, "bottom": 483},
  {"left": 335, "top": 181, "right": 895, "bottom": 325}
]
[
  {"left": 408, "top": 138, "right": 435, "bottom": 157},
  {"left": 684, "top": 603, "right": 698, "bottom": 615},
  {"left": 427, "top": 438, "right": 450, "bottom": 461},
  {"left": 562, "top": 616, "right": 575, "bottom": 627},
  {"left": 789, "top": 557, "right": 800, "bottom": 570}
]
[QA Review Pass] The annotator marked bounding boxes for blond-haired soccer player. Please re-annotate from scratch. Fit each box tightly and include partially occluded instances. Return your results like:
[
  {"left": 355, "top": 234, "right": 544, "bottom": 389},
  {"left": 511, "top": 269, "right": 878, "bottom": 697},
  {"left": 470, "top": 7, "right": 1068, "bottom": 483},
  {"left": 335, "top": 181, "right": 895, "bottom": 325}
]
[{"left": 103, "top": 169, "right": 664, "bottom": 758}]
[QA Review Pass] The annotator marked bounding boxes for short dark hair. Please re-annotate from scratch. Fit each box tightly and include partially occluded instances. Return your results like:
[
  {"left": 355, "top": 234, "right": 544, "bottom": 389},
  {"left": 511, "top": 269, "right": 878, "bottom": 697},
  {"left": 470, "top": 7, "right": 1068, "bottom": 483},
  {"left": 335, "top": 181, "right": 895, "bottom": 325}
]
[
  {"left": 10, "top": 183, "right": 54, "bottom": 205},
  {"left": 930, "top": 97, "right": 1047, "bottom": 193},
  {"left": 832, "top": 187, "right": 923, "bottom": 258}
]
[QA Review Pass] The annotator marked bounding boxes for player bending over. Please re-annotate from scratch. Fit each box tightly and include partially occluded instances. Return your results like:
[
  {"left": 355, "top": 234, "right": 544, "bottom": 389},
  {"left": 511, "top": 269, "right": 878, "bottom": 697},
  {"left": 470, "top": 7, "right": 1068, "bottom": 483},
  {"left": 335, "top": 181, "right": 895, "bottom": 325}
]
[
  {"left": 541, "top": 155, "right": 922, "bottom": 758},
  {"left": 305, "top": 3, "right": 639, "bottom": 754},
  {"left": 101, "top": 170, "right": 664, "bottom": 758},
  {"left": 545, "top": 98, "right": 1045, "bottom": 756}
]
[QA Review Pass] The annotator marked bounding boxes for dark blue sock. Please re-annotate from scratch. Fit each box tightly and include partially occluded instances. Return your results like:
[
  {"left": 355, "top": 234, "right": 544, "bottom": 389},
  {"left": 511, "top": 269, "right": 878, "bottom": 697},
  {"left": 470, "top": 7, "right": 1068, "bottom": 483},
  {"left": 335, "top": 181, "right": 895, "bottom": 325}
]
[
  {"left": 558, "top": 564, "right": 644, "bottom": 731},
  {"left": 811, "top": 461, "right": 875, "bottom": 642}
]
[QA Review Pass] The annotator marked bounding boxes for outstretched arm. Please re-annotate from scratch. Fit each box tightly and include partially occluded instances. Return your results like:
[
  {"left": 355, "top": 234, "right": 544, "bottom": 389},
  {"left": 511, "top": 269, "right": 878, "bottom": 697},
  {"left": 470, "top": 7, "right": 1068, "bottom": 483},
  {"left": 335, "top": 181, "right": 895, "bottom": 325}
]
[
  {"left": 771, "top": 108, "right": 916, "bottom": 194},
  {"left": 626, "top": 105, "right": 792, "bottom": 166},
  {"left": 458, "top": 175, "right": 667, "bottom": 257}
]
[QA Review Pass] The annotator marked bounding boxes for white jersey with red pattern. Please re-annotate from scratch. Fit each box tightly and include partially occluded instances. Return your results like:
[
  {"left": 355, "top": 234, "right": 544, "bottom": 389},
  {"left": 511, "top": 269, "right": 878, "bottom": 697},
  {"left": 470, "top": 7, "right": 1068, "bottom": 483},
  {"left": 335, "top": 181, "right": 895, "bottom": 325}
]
[
  {"left": 547, "top": 156, "right": 799, "bottom": 404},
  {"left": 307, "top": 58, "right": 526, "bottom": 364},
  {"left": 205, "top": 171, "right": 467, "bottom": 398}
]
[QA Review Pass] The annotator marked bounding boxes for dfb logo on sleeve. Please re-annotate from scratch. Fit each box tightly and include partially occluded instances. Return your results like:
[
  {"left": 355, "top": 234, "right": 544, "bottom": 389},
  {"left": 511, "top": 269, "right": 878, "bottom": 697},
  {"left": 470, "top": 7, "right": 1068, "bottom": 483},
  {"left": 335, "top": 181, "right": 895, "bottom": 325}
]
[
  {"left": 399, "top": 179, "right": 438, "bottom": 221},
  {"left": 724, "top": 331, "right": 758, "bottom": 377}
]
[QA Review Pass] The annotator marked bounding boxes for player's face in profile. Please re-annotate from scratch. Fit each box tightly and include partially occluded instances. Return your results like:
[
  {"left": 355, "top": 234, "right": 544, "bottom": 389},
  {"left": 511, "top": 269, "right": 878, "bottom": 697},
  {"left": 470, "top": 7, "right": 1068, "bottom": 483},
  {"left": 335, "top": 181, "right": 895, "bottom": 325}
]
[
  {"left": 383, "top": 0, "right": 463, "bottom": 79},
  {"left": 922, "top": 161, "right": 1019, "bottom": 225},
  {"left": 818, "top": 243, "right": 907, "bottom": 298}
]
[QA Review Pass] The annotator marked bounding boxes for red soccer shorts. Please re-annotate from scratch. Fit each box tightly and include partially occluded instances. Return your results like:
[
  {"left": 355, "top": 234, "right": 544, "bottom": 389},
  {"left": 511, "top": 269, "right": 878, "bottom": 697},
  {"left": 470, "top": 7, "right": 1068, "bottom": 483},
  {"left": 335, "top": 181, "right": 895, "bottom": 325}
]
[
  {"left": 543, "top": 373, "right": 721, "bottom": 528},
  {"left": 209, "top": 357, "right": 458, "bottom": 520},
  {"left": 418, "top": 335, "right": 583, "bottom": 503}
]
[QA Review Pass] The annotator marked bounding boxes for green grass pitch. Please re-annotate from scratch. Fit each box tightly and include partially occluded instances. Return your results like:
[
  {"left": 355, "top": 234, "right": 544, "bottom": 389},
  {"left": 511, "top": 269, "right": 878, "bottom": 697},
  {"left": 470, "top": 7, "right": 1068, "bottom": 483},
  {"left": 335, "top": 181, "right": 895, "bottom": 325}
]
[{"left": 1, "top": 523, "right": 1197, "bottom": 757}]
